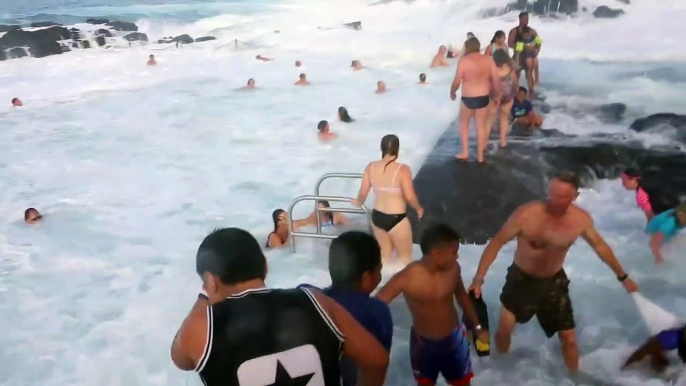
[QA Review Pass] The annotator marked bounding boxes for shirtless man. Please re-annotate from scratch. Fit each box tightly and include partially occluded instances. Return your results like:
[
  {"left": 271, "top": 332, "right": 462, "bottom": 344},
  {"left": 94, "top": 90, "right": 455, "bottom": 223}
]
[
  {"left": 295, "top": 73, "right": 310, "bottom": 86},
  {"left": 469, "top": 170, "right": 639, "bottom": 372},
  {"left": 377, "top": 223, "right": 489, "bottom": 386},
  {"left": 318, "top": 120, "right": 337, "bottom": 141},
  {"left": 430, "top": 46, "right": 450, "bottom": 68},
  {"left": 508, "top": 12, "right": 539, "bottom": 97},
  {"left": 450, "top": 37, "right": 501, "bottom": 163}
]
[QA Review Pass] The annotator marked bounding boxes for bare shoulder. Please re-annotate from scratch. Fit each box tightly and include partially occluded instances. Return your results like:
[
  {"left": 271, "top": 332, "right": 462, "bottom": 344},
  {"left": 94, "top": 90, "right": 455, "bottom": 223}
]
[
  {"left": 515, "top": 200, "right": 544, "bottom": 218},
  {"left": 398, "top": 163, "right": 412, "bottom": 175},
  {"left": 570, "top": 204, "right": 593, "bottom": 226}
]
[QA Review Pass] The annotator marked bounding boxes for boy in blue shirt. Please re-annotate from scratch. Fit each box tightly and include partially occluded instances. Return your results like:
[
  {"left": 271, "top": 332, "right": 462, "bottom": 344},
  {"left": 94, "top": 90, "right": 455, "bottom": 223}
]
[
  {"left": 302, "top": 231, "right": 393, "bottom": 386},
  {"left": 511, "top": 86, "right": 543, "bottom": 130},
  {"left": 645, "top": 202, "right": 686, "bottom": 264}
]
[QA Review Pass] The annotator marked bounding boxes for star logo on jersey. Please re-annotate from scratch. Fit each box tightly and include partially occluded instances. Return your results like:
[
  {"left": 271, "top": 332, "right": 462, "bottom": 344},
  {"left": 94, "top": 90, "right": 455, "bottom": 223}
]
[
  {"left": 266, "top": 360, "right": 313, "bottom": 386},
  {"left": 236, "top": 344, "right": 325, "bottom": 386}
]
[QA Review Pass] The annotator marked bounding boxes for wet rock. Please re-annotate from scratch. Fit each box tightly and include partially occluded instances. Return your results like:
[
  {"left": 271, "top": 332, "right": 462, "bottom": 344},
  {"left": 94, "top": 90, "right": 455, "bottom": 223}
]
[
  {"left": 81, "top": 40, "right": 91, "bottom": 49},
  {"left": 8, "top": 47, "right": 28, "bottom": 59},
  {"left": 69, "top": 27, "right": 81, "bottom": 40},
  {"left": 510, "top": 0, "right": 578, "bottom": 14},
  {"left": 0, "top": 26, "right": 70, "bottom": 58},
  {"left": 598, "top": 103, "right": 627, "bottom": 122},
  {"left": 343, "top": 21, "right": 362, "bottom": 30},
  {"left": 106, "top": 21, "right": 137, "bottom": 32},
  {"left": 86, "top": 18, "right": 109, "bottom": 25},
  {"left": 0, "top": 25, "right": 21, "bottom": 33},
  {"left": 95, "top": 36, "right": 107, "bottom": 47},
  {"left": 30, "top": 21, "right": 62, "bottom": 28},
  {"left": 124, "top": 32, "right": 148, "bottom": 42},
  {"left": 0, "top": 50, "right": 5, "bottom": 61},
  {"left": 629, "top": 113, "right": 686, "bottom": 143},
  {"left": 409, "top": 121, "right": 686, "bottom": 244},
  {"left": 593, "top": 6, "right": 625, "bottom": 18},
  {"left": 157, "top": 34, "right": 193, "bottom": 44},
  {"left": 617, "top": 0, "right": 630, "bottom": 4},
  {"left": 194, "top": 36, "right": 217, "bottom": 43},
  {"left": 95, "top": 29, "right": 112, "bottom": 37}
]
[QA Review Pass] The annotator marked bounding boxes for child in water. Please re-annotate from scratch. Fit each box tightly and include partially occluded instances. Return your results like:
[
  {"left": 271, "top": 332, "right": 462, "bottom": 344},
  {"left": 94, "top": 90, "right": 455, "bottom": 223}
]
[
  {"left": 376, "top": 224, "right": 488, "bottom": 386},
  {"left": 645, "top": 202, "right": 686, "bottom": 264},
  {"left": 623, "top": 323, "right": 686, "bottom": 373},
  {"left": 515, "top": 27, "right": 542, "bottom": 86}
]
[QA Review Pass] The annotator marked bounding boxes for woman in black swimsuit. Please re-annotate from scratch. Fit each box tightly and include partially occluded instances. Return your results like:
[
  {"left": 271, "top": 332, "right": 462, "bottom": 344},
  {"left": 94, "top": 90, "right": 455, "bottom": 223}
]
[{"left": 353, "top": 135, "right": 424, "bottom": 264}]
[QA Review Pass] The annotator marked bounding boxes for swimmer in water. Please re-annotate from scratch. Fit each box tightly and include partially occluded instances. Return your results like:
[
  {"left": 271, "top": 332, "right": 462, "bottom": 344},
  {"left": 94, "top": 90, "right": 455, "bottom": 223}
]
[
  {"left": 256, "top": 54, "right": 273, "bottom": 61},
  {"left": 351, "top": 60, "right": 363, "bottom": 70},
  {"left": 12, "top": 98, "right": 22, "bottom": 107},
  {"left": 267, "top": 209, "right": 291, "bottom": 248},
  {"left": 338, "top": 106, "right": 354, "bottom": 123},
  {"left": 644, "top": 202, "right": 686, "bottom": 264},
  {"left": 470, "top": 170, "right": 638, "bottom": 371},
  {"left": 430, "top": 46, "right": 451, "bottom": 68},
  {"left": 147, "top": 54, "right": 157, "bottom": 65},
  {"left": 266, "top": 204, "right": 349, "bottom": 248},
  {"left": 451, "top": 36, "right": 501, "bottom": 163},
  {"left": 244, "top": 78, "right": 256, "bottom": 89},
  {"left": 295, "top": 60, "right": 302, "bottom": 67},
  {"left": 353, "top": 134, "right": 423, "bottom": 264},
  {"left": 295, "top": 73, "right": 310, "bottom": 86},
  {"left": 375, "top": 81, "right": 386, "bottom": 94},
  {"left": 622, "top": 323, "right": 686, "bottom": 373},
  {"left": 376, "top": 224, "right": 488, "bottom": 386},
  {"left": 24, "top": 208, "right": 42, "bottom": 224},
  {"left": 419, "top": 73, "right": 427, "bottom": 84},
  {"left": 318, "top": 120, "right": 337, "bottom": 141}
]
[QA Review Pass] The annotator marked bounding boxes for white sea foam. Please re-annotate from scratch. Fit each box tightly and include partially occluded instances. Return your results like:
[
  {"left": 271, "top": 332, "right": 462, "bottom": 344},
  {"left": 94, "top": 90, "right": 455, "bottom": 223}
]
[{"left": 0, "top": 0, "right": 685, "bottom": 385}]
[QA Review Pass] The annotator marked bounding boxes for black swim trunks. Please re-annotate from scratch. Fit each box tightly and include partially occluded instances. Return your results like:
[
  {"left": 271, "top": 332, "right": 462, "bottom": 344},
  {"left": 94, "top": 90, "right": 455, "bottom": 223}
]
[
  {"left": 461, "top": 95, "right": 490, "bottom": 110},
  {"left": 371, "top": 210, "right": 406, "bottom": 232},
  {"left": 499, "top": 263, "right": 575, "bottom": 338}
]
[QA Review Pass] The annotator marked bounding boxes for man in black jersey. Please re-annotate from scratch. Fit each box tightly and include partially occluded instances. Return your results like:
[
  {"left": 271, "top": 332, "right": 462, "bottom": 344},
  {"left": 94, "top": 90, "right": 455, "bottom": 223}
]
[{"left": 171, "top": 227, "right": 389, "bottom": 386}]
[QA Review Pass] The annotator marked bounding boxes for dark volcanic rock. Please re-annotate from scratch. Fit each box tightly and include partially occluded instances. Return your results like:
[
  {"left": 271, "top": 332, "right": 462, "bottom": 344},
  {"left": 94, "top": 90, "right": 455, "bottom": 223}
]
[
  {"left": 106, "top": 21, "right": 137, "bottom": 32},
  {"left": 593, "top": 6, "right": 625, "bottom": 18},
  {"left": 510, "top": 0, "right": 578, "bottom": 14},
  {"left": 158, "top": 34, "right": 193, "bottom": 44},
  {"left": 0, "top": 25, "right": 21, "bottom": 33},
  {"left": 0, "top": 26, "right": 71, "bottom": 58},
  {"left": 0, "top": 50, "right": 6, "bottom": 61},
  {"left": 86, "top": 18, "right": 110, "bottom": 25},
  {"left": 629, "top": 113, "right": 686, "bottom": 143},
  {"left": 8, "top": 47, "right": 28, "bottom": 59},
  {"left": 344, "top": 21, "right": 362, "bottom": 30},
  {"left": 30, "top": 21, "right": 62, "bottom": 28},
  {"left": 81, "top": 40, "right": 91, "bottom": 49},
  {"left": 409, "top": 121, "right": 686, "bottom": 244},
  {"left": 69, "top": 28, "right": 81, "bottom": 40},
  {"left": 95, "top": 36, "right": 107, "bottom": 47},
  {"left": 124, "top": 32, "right": 148, "bottom": 42},
  {"left": 194, "top": 36, "right": 217, "bottom": 43},
  {"left": 95, "top": 28, "right": 112, "bottom": 37},
  {"left": 617, "top": 0, "right": 630, "bottom": 4}
]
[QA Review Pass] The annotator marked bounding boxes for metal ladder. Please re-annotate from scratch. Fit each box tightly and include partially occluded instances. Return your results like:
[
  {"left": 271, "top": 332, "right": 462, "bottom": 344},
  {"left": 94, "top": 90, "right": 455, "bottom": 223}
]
[{"left": 287, "top": 173, "right": 373, "bottom": 252}]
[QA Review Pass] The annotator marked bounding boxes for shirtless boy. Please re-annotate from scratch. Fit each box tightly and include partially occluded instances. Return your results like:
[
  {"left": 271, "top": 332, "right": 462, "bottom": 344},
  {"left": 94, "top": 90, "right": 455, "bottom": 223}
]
[
  {"left": 470, "top": 170, "right": 639, "bottom": 371},
  {"left": 377, "top": 223, "right": 489, "bottom": 386}
]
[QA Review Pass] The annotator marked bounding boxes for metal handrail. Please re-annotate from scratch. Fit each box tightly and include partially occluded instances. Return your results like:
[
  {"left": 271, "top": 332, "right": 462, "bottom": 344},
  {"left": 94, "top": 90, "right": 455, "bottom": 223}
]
[
  {"left": 287, "top": 195, "right": 372, "bottom": 253},
  {"left": 313, "top": 173, "right": 363, "bottom": 235}
]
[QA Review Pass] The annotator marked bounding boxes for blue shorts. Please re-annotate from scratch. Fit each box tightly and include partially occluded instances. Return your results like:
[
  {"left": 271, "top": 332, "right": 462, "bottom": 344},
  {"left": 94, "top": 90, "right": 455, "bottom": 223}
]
[
  {"left": 657, "top": 326, "right": 686, "bottom": 362},
  {"left": 410, "top": 325, "right": 473, "bottom": 386}
]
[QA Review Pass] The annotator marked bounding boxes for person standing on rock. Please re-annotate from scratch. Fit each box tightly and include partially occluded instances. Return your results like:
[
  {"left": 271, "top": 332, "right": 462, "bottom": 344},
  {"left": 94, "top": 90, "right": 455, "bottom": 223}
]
[
  {"left": 508, "top": 12, "right": 540, "bottom": 96},
  {"left": 469, "top": 170, "right": 638, "bottom": 372},
  {"left": 450, "top": 37, "right": 501, "bottom": 163}
]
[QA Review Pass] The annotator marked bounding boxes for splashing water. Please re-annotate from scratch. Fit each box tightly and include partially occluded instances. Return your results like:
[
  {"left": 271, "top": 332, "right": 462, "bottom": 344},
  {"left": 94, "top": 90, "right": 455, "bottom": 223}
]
[{"left": 1, "top": 0, "right": 685, "bottom": 385}]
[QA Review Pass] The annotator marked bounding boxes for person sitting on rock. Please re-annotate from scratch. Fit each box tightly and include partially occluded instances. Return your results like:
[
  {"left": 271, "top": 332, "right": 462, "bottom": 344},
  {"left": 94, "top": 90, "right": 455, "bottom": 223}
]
[
  {"left": 147, "top": 54, "right": 157, "bottom": 65},
  {"left": 11, "top": 97, "right": 22, "bottom": 107},
  {"left": 511, "top": 87, "right": 543, "bottom": 130}
]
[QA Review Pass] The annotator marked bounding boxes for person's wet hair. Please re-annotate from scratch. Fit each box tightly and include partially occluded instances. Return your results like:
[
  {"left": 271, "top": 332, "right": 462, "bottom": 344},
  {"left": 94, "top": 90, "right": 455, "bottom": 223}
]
[
  {"left": 196, "top": 228, "right": 267, "bottom": 285},
  {"left": 338, "top": 106, "right": 353, "bottom": 123},
  {"left": 491, "top": 30, "right": 505, "bottom": 44},
  {"left": 493, "top": 50, "right": 510, "bottom": 67},
  {"left": 272, "top": 209, "right": 285, "bottom": 232},
  {"left": 319, "top": 200, "right": 334, "bottom": 223},
  {"left": 622, "top": 167, "right": 641, "bottom": 179},
  {"left": 329, "top": 231, "right": 381, "bottom": 287},
  {"left": 464, "top": 37, "right": 480, "bottom": 54},
  {"left": 519, "top": 86, "right": 528, "bottom": 93},
  {"left": 420, "top": 223, "right": 460, "bottom": 255},
  {"left": 11, "top": 97, "right": 19, "bottom": 104},
  {"left": 317, "top": 120, "right": 328, "bottom": 132},
  {"left": 380, "top": 134, "right": 400, "bottom": 170},
  {"left": 419, "top": 73, "right": 426, "bottom": 82},
  {"left": 519, "top": 11, "right": 529, "bottom": 18},
  {"left": 553, "top": 170, "right": 581, "bottom": 190},
  {"left": 299, "top": 73, "right": 306, "bottom": 79}
]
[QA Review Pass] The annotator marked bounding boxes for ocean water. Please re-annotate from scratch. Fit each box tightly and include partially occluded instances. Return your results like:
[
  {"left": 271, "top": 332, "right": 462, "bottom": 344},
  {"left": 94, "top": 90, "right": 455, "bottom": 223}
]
[{"left": 1, "top": 0, "right": 686, "bottom": 385}]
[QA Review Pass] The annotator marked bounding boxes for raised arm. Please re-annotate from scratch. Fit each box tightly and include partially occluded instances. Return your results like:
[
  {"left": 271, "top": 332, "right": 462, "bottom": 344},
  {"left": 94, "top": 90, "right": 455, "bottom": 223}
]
[
  {"left": 399, "top": 165, "right": 423, "bottom": 218},
  {"left": 171, "top": 297, "right": 209, "bottom": 371},
  {"left": 580, "top": 220, "right": 638, "bottom": 292},
  {"left": 312, "top": 290, "right": 389, "bottom": 386},
  {"left": 450, "top": 61, "right": 464, "bottom": 98},
  {"left": 353, "top": 163, "right": 372, "bottom": 207},
  {"left": 471, "top": 204, "right": 527, "bottom": 288},
  {"left": 375, "top": 267, "right": 408, "bottom": 304}
]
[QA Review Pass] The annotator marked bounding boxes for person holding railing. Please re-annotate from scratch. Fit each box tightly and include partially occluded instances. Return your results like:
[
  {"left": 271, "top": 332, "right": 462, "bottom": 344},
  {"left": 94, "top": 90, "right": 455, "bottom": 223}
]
[
  {"left": 353, "top": 134, "right": 424, "bottom": 265},
  {"left": 266, "top": 203, "right": 349, "bottom": 248}
]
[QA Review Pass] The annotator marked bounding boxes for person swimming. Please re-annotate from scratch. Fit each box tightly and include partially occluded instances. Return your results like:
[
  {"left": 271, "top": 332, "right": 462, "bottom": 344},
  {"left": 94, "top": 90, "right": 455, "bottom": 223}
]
[
  {"left": 24, "top": 208, "right": 42, "bottom": 224},
  {"left": 419, "top": 73, "right": 427, "bottom": 84},
  {"left": 623, "top": 323, "right": 686, "bottom": 373},
  {"left": 147, "top": 54, "right": 157, "bottom": 65},
  {"left": 244, "top": 78, "right": 256, "bottom": 89},
  {"left": 353, "top": 134, "right": 423, "bottom": 264},
  {"left": 266, "top": 203, "right": 349, "bottom": 248},
  {"left": 338, "top": 107, "right": 354, "bottom": 123},
  {"left": 375, "top": 81, "right": 386, "bottom": 94},
  {"left": 12, "top": 97, "right": 22, "bottom": 107},
  {"left": 266, "top": 209, "right": 290, "bottom": 248},
  {"left": 318, "top": 120, "right": 337, "bottom": 141},
  {"left": 351, "top": 60, "right": 363, "bottom": 70},
  {"left": 295, "top": 73, "right": 310, "bottom": 86},
  {"left": 296, "top": 200, "right": 349, "bottom": 229},
  {"left": 645, "top": 202, "right": 686, "bottom": 264}
]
